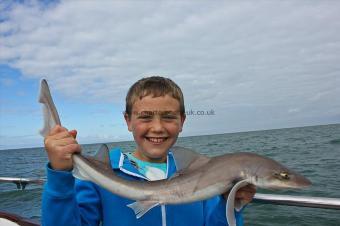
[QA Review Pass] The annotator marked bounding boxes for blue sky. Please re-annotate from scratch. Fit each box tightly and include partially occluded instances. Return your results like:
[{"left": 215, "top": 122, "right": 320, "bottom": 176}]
[{"left": 1, "top": 1, "right": 340, "bottom": 150}]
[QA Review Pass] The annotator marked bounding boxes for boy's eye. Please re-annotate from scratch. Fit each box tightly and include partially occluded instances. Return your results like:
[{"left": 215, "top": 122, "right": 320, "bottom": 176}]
[
  {"left": 161, "top": 114, "right": 178, "bottom": 120},
  {"left": 163, "top": 115, "right": 176, "bottom": 119},
  {"left": 138, "top": 115, "right": 152, "bottom": 120},
  {"left": 136, "top": 111, "right": 154, "bottom": 120}
]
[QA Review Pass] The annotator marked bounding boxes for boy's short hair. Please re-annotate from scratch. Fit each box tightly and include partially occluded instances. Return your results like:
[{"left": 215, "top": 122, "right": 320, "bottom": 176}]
[{"left": 125, "top": 76, "right": 185, "bottom": 117}]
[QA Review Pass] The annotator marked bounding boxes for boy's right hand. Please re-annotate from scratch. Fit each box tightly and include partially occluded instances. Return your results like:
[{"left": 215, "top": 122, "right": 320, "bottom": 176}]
[{"left": 44, "top": 125, "right": 81, "bottom": 171}]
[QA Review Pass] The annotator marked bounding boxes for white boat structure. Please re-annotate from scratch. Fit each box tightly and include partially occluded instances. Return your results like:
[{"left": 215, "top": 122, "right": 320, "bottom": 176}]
[{"left": 0, "top": 177, "right": 44, "bottom": 190}]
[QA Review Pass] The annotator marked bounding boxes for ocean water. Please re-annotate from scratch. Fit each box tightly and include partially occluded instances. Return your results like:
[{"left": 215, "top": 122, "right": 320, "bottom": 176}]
[{"left": 0, "top": 124, "right": 339, "bottom": 225}]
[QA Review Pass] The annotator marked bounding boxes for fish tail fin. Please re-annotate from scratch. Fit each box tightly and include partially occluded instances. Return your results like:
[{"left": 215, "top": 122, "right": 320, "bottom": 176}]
[
  {"left": 38, "top": 79, "right": 61, "bottom": 137},
  {"left": 127, "top": 201, "right": 159, "bottom": 219}
]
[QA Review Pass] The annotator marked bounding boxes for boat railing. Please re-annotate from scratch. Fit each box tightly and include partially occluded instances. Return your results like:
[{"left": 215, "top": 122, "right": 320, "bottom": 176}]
[
  {"left": 253, "top": 193, "right": 340, "bottom": 210},
  {"left": 1, "top": 177, "right": 340, "bottom": 210}
]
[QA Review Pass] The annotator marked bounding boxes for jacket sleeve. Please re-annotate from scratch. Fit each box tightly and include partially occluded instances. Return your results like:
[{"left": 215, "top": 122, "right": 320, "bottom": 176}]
[
  {"left": 203, "top": 196, "right": 244, "bottom": 226},
  {"left": 41, "top": 164, "right": 102, "bottom": 226}
]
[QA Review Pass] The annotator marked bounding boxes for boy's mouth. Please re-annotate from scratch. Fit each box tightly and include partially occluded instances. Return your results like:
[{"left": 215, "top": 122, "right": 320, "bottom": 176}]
[{"left": 145, "top": 137, "right": 168, "bottom": 144}]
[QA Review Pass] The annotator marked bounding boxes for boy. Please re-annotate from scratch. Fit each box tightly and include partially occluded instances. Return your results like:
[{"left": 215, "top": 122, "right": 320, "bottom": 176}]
[{"left": 42, "top": 76, "right": 255, "bottom": 226}]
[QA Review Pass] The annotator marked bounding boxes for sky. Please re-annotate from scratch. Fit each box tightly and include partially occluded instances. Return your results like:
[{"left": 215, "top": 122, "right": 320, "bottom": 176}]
[{"left": 0, "top": 0, "right": 339, "bottom": 150}]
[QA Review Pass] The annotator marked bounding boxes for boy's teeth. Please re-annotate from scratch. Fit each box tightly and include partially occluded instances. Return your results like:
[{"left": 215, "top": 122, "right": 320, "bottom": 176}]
[{"left": 148, "top": 137, "right": 165, "bottom": 143}]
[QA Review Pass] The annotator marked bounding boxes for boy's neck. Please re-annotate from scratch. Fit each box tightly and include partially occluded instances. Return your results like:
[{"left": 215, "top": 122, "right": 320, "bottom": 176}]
[{"left": 132, "top": 151, "right": 167, "bottom": 163}]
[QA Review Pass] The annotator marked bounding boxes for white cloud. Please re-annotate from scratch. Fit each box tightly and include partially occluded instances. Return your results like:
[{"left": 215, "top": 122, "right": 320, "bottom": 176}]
[
  {"left": 0, "top": 0, "right": 339, "bottom": 146},
  {"left": 0, "top": 77, "right": 14, "bottom": 86}
]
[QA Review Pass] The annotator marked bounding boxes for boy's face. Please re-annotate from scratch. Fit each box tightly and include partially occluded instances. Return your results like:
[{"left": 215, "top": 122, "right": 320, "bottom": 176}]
[{"left": 125, "top": 94, "right": 185, "bottom": 163}]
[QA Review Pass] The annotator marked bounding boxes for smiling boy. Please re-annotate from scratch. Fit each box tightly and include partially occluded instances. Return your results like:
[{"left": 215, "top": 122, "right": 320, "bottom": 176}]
[
  {"left": 42, "top": 76, "right": 255, "bottom": 226},
  {"left": 124, "top": 77, "right": 186, "bottom": 164}
]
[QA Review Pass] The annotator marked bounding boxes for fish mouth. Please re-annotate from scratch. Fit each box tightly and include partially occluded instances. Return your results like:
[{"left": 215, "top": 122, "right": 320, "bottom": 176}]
[
  {"left": 289, "top": 174, "right": 312, "bottom": 189},
  {"left": 297, "top": 177, "right": 312, "bottom": 188},
  {"left": 271, "top": 178, "right": 312, "bottom": 190},
  {"left": 145, "top": 137, "right": 168, "bottom": 144}
]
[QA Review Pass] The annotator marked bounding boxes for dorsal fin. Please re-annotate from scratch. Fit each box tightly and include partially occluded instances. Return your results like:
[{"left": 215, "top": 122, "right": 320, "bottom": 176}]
[
  {"left": 93, "top": 144, "right": 110, "bottom": 164},
  {"left": 171, "top": 146, "right": 211, "bottom": 172}
]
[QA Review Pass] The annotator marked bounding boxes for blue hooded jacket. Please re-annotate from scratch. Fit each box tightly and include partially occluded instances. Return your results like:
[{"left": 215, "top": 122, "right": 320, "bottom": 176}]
[{"left": 42, "top": 148, "right": 244, "bottom": 226}]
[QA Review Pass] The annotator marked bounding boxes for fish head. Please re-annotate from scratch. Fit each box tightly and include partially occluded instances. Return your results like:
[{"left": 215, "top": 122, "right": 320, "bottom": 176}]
[
  {"left": 257, "top": 169, "right": 311, "bottom": 190},
  {"left": 247, "top": 155, "right": 312, "bottom": 190}
]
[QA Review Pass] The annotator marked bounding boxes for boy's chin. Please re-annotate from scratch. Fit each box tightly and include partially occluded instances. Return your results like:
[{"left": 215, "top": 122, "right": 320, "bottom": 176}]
[{"left": 146, "top": 147, "right": 169, "bottom": 156}]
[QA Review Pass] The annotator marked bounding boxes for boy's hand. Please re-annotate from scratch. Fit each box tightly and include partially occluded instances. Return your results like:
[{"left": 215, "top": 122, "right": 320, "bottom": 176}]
[
  {"left": 223, "top": 184, "right": 256, "bottom": 206},
  {"left": 44, "top": 125, "right": 81, "bottom": 171}
]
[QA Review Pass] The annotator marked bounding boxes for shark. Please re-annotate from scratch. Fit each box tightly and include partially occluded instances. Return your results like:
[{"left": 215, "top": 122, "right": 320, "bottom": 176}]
[{"left": 38, "top": 79, "right": 311, "bottom": 226}]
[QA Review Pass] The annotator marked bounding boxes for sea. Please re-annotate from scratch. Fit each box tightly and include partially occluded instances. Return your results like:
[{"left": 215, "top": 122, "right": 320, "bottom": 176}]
[{"left": 0, "top": 124, "right": 339, "bottom": 225}]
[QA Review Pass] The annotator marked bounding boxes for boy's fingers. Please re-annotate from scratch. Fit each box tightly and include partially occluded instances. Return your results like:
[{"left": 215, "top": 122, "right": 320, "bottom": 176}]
[
  {"left": 63, "top": 143, "right": 82, "bottom": 155},
  {"left": 48, "top": 126, "right": 77, "bottom": 137},
  {"left": 245, "top": 185, "right": 256, "bottom": 193},
  {"left": 51, "top": 131, "right": 72, "bottom": 140},
  {"left": 239, "top": 184, "right": 256, "bottom": 192},
  {"left": 48, "top": 125, "right": 67, "bottom": 136},
  {"left": 45, "top": 132, "right": 72, "bottom": 148},
  {"left": 44, "top": 126, "right": 80, "bottom": 171},
  {"left": 69, "top": 130, "right": 77, "bottom": 138},
  {"left": 49, "top": 129, "right": 77, "bottom": 141},
  {"left": 73, "top": 144, "right": 81, "bottom": 153},
  {"left": 55, "top": 137, "right": 78, "bottom": 146},
  {"left": 235, "top": 185, "right": 256, "bottom": 199},
  {"left": 44, "top": 130, "right": 78, "bottom": 152},
  {"left": 50, "top": 145, "right": 80, "bottom": 170}
]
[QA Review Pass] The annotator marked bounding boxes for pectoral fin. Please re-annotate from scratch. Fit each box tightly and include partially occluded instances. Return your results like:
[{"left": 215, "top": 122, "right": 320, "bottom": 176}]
[
  {"left": 127, "top": 201, "right": 160, "bottom": 219},
  {"left": 226, "top": 180, "right": 249, "bottom": 226}
]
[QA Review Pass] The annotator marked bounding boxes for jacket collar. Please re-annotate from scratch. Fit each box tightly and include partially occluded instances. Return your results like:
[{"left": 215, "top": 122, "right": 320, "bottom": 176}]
[{"left": 109, "top": 147, "right": 177, "bottom": 180}]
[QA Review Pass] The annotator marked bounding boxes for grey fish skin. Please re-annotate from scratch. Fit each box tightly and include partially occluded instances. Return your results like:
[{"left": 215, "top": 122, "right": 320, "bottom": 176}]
[
  {"left": 72, "top": 145, "right": 311, "bottom": 221},
  {"left": 152, "top": 152, "right": 311, "bottom": 204},
  {"left": 71, "top": 143, "right": 311, "bottom": 201},
  {"left": 38, "top": 79, "right": 311, "bottom": 221}
]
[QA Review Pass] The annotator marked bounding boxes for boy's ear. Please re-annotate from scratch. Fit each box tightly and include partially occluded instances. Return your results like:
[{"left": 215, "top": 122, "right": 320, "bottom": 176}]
[
  {"left": 179, "top": 114, "right": 186, "bottom": 132},
  {"left": 124, "top": 113, "right": 133, "bottom": 132}
]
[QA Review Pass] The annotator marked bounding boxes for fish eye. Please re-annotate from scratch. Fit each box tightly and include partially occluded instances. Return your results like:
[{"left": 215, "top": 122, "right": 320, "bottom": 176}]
[
  {"left": 274, "top": 171, "right": 290, "bottom": 180},
  {"left": 280, "top": 172, "right": 290, "bottom": 180}
]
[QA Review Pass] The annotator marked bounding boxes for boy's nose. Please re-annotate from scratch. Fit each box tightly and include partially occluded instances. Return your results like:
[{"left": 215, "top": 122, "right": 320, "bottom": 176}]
[{"left": 150, "top": 118, "right": 165, "bottom": 132}]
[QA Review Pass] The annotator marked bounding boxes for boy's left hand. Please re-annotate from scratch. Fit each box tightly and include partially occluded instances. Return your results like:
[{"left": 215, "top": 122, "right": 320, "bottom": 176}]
[{"left": 223, "top": 184, "right": 256, "bottom": 205}]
